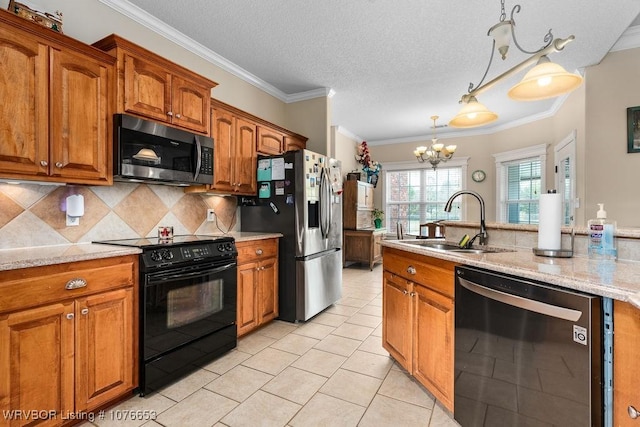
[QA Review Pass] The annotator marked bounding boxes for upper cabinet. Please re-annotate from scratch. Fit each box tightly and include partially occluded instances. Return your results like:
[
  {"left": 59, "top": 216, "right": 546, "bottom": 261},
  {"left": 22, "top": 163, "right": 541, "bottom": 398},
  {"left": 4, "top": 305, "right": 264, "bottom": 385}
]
[
  {"left": 0, "top": 10, "right": 114, "bottom": 185},
  {"left": 187, "top": 99, "right": 307, "bottom": 196},
  {"left": 211, "top": 106, "right": 257, "bottom": 195},
  {"left": 93, "top": 34, "right": 217, "bottom": 135},
  {"left": 257, "top": 126, "right": 284, "bottom": 155}
]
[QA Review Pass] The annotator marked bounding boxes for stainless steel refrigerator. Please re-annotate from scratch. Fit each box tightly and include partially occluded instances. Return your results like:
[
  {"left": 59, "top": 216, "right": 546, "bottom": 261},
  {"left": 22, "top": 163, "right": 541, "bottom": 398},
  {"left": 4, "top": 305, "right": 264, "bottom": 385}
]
[{"left": 241, "top": 149, "right": 343, "bottom": 322}]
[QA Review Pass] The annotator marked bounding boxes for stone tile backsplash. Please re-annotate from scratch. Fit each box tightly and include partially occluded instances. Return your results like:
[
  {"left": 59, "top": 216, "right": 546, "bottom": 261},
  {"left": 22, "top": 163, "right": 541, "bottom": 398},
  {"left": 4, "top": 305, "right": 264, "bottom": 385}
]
[{"left": 0, "top": 182, "right": 239, "bottom": 250}]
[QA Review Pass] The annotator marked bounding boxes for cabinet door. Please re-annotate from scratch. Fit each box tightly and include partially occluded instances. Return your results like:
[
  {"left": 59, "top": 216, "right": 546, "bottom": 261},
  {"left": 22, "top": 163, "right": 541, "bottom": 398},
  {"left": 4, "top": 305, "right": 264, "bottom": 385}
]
[
  {"left": 234, "top": 117, "right": 257, "bottom": 194},
  {"left": 0, "top": 27, "right": 49, "bottom": 178},
  {"left": 256, "top": 126, "right": 284, "bottom": 155},
  {"left": 614, "top": 300, "right": 640, "bottom": 426},
  {"left": 356, "top": 181, "right": 373, "bottom": 209},
  {"left": 211, "top": 108, "right": 235, "bottom": 192},
  {"left": 382, "top": 272, "right": 413, "bottom": 371},
  {"left": 258, "top": 257, "right": 279, "bottom": 324},
  {"left": 123, "top": 53, "right": 171, "bottom": 123},
  {"left": 50, "top": 48, "right": 112, "bottom": 184},
  {"left": 75, "top": 288, "right": 134, "bottom": 412},
  {"left": 283, "top": 135, "right": 305, "bottom": 152},
  {"left": 237, "top": 262, "right": 259, "bottom": 337},
  {"left": 171, "top": 75, "right": 209, "bottom": 134},
  {"left": 0, "top": 303, "right": 75, "bottom": 427},
  {"left": 413, "top": 284, "right": 454, "bottom": 411}
]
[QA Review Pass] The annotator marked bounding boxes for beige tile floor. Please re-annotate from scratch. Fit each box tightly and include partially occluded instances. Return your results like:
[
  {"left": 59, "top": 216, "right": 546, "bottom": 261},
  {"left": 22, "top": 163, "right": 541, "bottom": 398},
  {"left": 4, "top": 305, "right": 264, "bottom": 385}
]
[{"left": 87, "top": 264, "right": 460, "bottom": 427}]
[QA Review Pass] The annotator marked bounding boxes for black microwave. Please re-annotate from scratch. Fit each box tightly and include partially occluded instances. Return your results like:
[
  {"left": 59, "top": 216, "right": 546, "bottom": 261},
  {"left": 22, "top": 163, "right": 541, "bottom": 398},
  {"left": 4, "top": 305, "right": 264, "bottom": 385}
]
[{"left": 113, "top": 114, "right": 213, "bottom": 186}]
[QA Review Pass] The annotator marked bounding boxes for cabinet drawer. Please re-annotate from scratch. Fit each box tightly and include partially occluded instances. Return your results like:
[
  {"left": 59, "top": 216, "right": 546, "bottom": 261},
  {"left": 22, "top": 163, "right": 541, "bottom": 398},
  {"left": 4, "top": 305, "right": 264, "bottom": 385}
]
[
  {"left": 0, "top": 255, "right": 137, "bottom": 314},
  {"left": 383, "top": 248, "right": 455, "bottom": 298},
  {"left": 237, "top": 239, "right": 279, "bottom": 263}
]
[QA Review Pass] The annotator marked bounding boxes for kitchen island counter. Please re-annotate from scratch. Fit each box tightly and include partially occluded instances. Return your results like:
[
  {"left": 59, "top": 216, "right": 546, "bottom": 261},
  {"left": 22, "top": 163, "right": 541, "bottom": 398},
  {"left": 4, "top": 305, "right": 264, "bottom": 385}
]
[{"left": 382, "top": 239, "right": 640, "bottom": 308}]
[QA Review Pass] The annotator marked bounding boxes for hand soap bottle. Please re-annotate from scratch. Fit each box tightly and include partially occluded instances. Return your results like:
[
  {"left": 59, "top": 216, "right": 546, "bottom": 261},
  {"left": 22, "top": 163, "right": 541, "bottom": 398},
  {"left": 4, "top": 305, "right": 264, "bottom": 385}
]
[{"left": 588, "top": 203, "right": 617, "bottom": 260}]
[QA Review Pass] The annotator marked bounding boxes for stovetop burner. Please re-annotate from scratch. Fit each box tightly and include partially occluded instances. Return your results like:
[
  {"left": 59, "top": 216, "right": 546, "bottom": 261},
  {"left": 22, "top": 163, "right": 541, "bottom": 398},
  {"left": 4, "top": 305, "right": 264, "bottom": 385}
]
[
  {"left": 94, "top": 235, "right": 237, "bottom": 270},
  {"left": 94, "top": 234, "right": 225, "bottom": 248}
]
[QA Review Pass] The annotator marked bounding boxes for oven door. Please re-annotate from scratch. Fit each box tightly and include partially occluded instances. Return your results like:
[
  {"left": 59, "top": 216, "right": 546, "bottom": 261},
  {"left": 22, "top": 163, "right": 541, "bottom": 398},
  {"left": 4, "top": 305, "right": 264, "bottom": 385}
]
[{"left": 143, "top": 260, "right": 237, "bottom": 361}]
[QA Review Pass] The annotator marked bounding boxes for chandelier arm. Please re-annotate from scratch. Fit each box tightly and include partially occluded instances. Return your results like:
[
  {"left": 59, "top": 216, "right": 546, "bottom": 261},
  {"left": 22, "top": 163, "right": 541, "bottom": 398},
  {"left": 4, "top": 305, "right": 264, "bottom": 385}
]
[
  {"left": 460, "top": 36, "right": 575, "bottom": 102},
  {"left": 509, "top": 5, "right": 553, "bottom": 55},
  {"left": 468, "top": 40, "right": 498, "bottom": 94}
]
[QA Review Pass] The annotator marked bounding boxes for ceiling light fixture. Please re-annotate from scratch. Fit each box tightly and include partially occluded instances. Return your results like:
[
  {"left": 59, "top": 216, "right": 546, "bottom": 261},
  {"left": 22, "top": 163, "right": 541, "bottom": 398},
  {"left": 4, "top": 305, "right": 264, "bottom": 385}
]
[
  {"left": 414, "top": 116, "right": 457, "bottom": 170},
  {"left": 449, "top": 1, "right": 583, "bottom": 128}
]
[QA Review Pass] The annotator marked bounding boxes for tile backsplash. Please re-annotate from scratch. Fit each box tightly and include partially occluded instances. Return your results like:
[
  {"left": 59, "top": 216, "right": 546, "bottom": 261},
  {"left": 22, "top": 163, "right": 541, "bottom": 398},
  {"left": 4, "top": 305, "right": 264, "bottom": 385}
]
[{"left": 0, "top": 182, "right": 239, "bottom": 249}]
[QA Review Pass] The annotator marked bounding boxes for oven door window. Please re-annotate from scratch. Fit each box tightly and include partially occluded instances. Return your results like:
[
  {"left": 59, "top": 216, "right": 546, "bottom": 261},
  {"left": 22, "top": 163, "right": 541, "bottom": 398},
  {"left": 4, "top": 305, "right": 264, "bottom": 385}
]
[
  {"left": 167, "top": 280, "right": 223, "bottom": 328},
  {"left": 144, "top": 262, "right": 236, "bottom": 360}
]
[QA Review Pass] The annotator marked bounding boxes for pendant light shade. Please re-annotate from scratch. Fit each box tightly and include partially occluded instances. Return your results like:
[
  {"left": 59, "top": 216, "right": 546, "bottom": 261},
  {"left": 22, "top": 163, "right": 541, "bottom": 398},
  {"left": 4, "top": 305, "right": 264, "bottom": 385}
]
[
  {"left": 508, "top": 56, "right": 583, "bottom": 101},
  {"left": 449, "top": 97, "right": 498, "bottom": 128}
]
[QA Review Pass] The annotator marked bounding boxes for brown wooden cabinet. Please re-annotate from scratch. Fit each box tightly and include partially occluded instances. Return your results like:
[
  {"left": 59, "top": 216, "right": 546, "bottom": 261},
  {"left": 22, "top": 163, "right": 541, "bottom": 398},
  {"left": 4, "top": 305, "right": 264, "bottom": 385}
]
[
  {"left": 93, "top": 34, "right": 217, "bottom": 135},
  {"left": 382, "top": 247, "right": 456, "bottom": 411},
  {"left": 284, "top": 135, "right": 306, "bottom": 152},
  {"left": 0, "top": 256, "right": 138, "bottom": 425},
  {"left": 0, "top": 10, "right": 114, "bottom": 185},
  {"left": 236, "top": 239, "right": 279, "bottom": 337},
  {"left": 614, "top": 300, "right": 640, "bottom": 426},
  {"left": 186, "top": 99, "right": 308, "bottom": 196},
  {"left": 257, "top": 126, "right": 284, "bottom": 155},
  {"left": 343, "top": 229, "right": 384, "bottom": 270},
  {"left": 343, "top": 180, "right": 374, "bottom": 230},
  {"left": 210, "top": 106, "right": 257, "bottom": 194}
]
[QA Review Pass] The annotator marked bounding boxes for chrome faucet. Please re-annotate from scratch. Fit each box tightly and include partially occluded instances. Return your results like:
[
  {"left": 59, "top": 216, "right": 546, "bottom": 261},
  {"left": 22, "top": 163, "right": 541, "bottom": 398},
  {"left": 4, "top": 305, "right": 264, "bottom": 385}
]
[{"left": 444, "top": 190, "right": 488, "bottom": 247}]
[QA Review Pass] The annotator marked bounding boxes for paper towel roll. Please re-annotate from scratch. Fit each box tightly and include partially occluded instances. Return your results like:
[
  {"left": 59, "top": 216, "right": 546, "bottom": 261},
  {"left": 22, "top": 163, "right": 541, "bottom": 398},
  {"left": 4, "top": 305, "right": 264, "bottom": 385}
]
[{"left": 537, "top": 193, "right": 562, "bottom": 250}]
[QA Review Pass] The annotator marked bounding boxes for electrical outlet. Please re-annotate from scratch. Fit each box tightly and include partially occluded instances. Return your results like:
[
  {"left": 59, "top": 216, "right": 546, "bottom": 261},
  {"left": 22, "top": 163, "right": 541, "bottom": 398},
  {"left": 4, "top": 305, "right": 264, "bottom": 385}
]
[{"left": 206, "top": 209, "right": 216, "bottom": 222}]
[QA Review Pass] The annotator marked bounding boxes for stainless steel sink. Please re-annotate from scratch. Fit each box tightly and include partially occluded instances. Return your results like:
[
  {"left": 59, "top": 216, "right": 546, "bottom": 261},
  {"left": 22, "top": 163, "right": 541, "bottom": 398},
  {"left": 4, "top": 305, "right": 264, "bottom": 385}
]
[{"left": 402, "top": 240, "right": 513, "bottom": 254}]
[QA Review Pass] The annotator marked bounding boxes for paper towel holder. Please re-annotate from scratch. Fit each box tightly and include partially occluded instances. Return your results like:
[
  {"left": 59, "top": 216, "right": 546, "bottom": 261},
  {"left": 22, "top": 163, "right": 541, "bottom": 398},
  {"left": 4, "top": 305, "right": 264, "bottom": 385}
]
[{"left": 533, "top": 228, "right": 574, "bottom": 258}]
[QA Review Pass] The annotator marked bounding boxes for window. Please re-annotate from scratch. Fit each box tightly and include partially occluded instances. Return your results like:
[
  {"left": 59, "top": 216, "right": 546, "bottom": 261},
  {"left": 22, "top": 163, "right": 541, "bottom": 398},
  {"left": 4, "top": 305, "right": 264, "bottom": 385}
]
[
  {"left": 383, "top": 160, "right": 467, "bottom": 234},
  {"left": 494, "top": 144, "right": 547, "bottom": 224}
]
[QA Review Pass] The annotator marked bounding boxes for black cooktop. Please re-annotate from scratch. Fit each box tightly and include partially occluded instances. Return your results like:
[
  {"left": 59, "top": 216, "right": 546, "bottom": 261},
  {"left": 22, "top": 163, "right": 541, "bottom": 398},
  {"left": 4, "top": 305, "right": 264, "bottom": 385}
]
[{"left": 94, "top": 235, "right": 228, "bottom": 249}]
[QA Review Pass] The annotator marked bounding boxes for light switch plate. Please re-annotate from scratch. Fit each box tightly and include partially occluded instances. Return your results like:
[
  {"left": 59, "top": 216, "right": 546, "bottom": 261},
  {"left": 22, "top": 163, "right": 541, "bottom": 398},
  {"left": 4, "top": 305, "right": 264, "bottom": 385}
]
[{"left": 206, "top": 209, "right": 216, "bottom": 222}]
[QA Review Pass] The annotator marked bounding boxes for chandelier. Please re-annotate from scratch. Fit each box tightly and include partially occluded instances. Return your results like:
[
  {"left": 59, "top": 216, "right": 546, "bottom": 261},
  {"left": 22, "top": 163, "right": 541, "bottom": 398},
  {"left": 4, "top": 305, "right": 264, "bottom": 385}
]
[
  {"left": 414, "top": 116, "right": 457, "bottom": 170},
  {"left": 449, "top": 1, "right": 583, "bottom": 128}
]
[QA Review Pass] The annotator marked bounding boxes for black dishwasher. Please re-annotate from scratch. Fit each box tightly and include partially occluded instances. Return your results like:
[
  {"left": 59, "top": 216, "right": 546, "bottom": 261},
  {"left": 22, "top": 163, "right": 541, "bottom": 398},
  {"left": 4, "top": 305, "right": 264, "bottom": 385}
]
[{"left": 454, "top": 266, "right": 602, "bottom": 427}]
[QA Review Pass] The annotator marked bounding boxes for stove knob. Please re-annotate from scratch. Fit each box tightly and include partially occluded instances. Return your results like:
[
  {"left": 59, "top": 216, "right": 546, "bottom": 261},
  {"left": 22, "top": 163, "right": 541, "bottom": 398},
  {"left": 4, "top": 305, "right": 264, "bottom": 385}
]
[
  {"left": 150, "top": 251, "right": 162, "bottom": 262},
  {"left": 225, "top": 243, "right": 234, "bottom": 252},
  {"left": 217, "top": 244, "right": 225, "bottom": 252},
  {"left": 161, "top": 249, "right": 174, "bottom": 260}
]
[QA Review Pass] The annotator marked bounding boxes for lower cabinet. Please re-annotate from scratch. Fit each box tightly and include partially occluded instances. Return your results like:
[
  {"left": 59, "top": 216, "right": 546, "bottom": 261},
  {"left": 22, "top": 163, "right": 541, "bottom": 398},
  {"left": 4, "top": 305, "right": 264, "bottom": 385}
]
[
  {"left": 343, "top": 228, "right": 384, "bottom": 270},
  {"left": 614, "top": 300, "right": 640, "bottom": 426},
  {"left": 382, "top": 247, "right": 455, "bottom": 411},
  {"left": 236, "top": 238, "right": 279, "bottom": 337},
  {"left": 0, "top": 256, "right": 137, "bottom": 425}
]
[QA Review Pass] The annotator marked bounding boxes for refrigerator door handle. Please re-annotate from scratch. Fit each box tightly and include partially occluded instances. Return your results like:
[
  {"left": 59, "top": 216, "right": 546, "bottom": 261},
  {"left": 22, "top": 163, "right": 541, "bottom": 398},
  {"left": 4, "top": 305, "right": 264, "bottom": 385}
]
[
  {"left": 319, "top": 167, "right": 330, "bottom": 239},
  {"left": 324, "top": 167, "right": 333, "bottom": 236}
]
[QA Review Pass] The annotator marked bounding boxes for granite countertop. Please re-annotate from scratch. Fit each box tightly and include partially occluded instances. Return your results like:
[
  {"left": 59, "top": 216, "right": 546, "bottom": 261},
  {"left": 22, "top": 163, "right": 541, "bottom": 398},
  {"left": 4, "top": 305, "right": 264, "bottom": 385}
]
[
  {"left": 0, "top": 232, "right": 282, "bottom": 271},
  {"left": 382, "top": 239, "right": 640, "bottom": 309},
  {"left": 0, "top": 244, "right": 142, "bottom": 271}
]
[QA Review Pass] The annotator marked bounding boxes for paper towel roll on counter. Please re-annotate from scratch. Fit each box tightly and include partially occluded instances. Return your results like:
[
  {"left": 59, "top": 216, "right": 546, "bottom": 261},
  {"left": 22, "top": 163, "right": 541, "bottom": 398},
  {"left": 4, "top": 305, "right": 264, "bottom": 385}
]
[{"left": 537, "top": 192, "right": 562, "bottom": 250}]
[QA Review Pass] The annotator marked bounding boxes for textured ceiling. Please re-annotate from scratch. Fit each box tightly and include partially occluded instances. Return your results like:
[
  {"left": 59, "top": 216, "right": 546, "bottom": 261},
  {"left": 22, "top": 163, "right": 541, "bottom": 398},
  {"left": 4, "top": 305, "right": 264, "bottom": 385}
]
[{"left": 124, "top": 0, "right": 640, "bottom": 143}]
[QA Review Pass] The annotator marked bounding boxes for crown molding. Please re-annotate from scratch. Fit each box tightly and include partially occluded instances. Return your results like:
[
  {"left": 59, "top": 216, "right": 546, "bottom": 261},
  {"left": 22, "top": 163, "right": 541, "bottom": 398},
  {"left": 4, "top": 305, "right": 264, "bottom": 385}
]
[
  {"left": 610, "top": 25, "right": 640, "bottom": 52},
  {"left": 98, "top": 0, "right": 331, "bottom": 103},
  {"left": 335, "top": 126, "right": 364, "bottom": 143}
]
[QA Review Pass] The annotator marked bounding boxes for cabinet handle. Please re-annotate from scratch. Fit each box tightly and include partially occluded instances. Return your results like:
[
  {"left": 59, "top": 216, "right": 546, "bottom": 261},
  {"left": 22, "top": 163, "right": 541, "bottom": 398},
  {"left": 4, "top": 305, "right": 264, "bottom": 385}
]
[
  {"left": 65, "top": 278, "right": 87, "bottom": 290},
  {"left": 256, "top": 249, "right": 263, "bottom": 255},
  {"left": 81, "top": 308, "right": 89, "bottom": 315},
  {"left": 629, "top": 406, "right": 639, "bottom": 419},
  {"left": 407, "top": 266, "right": 416, "bottom": 275},
  {"left": 175, "top": 113, "right": 181, "bottom": 118},
  {"left": 55, "top": 162, "right": 63, "bottom": 168},
  {"left": 410, "top": 292, "right": 416, "bottom": 297},
  {"left": 40, "top": 160, "right": 48, "bottom": 167},
  {"left": 167, "top": 111, "right": 173, "bottom": 117},
  {"left": 402, "top": 290, "right": 408, "bottom": 295},
  {"left": 66, "top": 313, "right": 74, "bottom": 320}
]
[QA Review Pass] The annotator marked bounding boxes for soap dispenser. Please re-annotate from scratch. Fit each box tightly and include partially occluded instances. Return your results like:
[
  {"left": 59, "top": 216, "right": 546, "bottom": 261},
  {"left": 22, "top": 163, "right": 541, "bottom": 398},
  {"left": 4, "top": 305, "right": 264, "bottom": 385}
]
[{"left": 588, "top": 203, "right": 617, "bottom": 260}]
